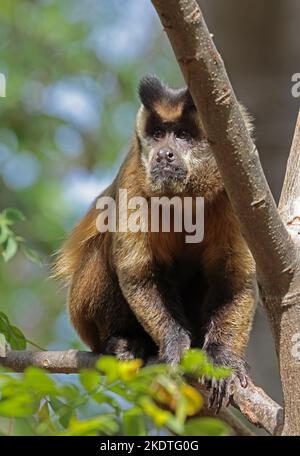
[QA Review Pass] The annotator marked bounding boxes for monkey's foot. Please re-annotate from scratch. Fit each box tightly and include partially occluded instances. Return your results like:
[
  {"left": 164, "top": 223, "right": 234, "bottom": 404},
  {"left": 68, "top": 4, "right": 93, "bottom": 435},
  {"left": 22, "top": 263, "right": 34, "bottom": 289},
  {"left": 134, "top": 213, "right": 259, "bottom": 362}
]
[
  {"left": 159, "top": 328, "right": 191, "bottom": 365},
  {"left": 204, "top": 343, "right": 248, "bottom": 412},
  {"left": 104, "top": 336, "right": 148, "bottom": 361}
]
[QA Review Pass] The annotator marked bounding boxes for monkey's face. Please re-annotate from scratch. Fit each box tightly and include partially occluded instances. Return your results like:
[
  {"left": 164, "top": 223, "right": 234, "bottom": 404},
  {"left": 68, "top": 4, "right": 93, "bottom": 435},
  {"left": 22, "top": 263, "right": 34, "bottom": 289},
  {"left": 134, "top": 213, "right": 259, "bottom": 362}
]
[{"left": 136, "top": 75, "right": 218, "bottom": 196}]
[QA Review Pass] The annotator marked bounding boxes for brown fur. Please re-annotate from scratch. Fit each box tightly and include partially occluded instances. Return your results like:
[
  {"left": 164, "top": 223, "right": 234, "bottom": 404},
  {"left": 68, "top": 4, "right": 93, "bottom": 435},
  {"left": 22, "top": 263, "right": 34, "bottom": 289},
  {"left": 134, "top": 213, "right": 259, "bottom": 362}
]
[
  {"left": 55, "top": 76, "right": 257, "bottom": 406},
  {"left": 153, "top": 101, "right": 183, "bottom": 123}
]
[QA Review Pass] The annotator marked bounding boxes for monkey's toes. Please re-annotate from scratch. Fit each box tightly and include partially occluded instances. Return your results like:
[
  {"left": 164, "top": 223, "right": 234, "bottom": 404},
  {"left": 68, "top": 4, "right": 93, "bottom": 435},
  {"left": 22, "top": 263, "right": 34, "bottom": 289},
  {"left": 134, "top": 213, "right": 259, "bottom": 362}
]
[
  {"left": 206, "top": 369, "right": 248, "bottom": 413},
  {"left": 104, "top": 336, "right": 146, "bottom": 361}
]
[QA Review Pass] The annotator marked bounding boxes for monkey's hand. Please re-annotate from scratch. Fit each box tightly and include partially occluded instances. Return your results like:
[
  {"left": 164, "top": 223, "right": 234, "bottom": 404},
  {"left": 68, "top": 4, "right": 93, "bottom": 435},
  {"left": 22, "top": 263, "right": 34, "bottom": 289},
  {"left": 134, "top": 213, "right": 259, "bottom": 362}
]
[
  {"left": 204, "top": 343, "right": 249, "bottom": 412},
  {"left": 159, "top": 327, "right": 191, "bottom": 365}
]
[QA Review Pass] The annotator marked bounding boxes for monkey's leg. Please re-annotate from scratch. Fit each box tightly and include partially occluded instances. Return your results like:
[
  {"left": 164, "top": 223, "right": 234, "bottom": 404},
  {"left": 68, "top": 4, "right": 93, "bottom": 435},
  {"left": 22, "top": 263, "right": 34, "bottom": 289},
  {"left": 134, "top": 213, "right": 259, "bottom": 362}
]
[
  {"left": 201, "top": 266, "right": 257, "bottom": 411},
  {"left": 115, "top": 239, "right": 191, "bottom": 364},
  {"left": 68, "top": 247, "right": 111, "bottom": 353},
  {"left": 69, "top": 242, "right": 154, "bottom": 358}
]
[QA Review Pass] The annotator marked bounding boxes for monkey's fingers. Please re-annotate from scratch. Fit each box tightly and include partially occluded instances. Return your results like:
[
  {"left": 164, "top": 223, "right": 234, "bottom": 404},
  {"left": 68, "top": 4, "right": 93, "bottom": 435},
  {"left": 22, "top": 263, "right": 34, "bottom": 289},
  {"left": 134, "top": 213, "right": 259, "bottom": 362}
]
[
  {"left": 208, "top": 378, "right": 219, "bottom": 409},
  {"left": 215, "top": 378, "right": 227, "bottom": 413}
]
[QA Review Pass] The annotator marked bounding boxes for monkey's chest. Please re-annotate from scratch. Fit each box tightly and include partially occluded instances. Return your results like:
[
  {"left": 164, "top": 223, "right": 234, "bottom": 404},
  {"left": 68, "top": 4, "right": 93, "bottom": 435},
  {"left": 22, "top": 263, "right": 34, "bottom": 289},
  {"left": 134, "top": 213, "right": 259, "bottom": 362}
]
[{"left": 150, "top": 230, "right": 203, "bottom": 266}]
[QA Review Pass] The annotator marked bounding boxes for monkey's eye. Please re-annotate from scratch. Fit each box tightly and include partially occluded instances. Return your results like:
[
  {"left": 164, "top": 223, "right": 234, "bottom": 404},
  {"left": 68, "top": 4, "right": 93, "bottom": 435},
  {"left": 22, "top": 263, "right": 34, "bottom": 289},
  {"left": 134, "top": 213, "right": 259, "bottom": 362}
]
[
  {"left": 176, "top": 130, "right": 192, "bottom": 141},
  {"left": 152, "top": 129, "right": 165, "bottom": 140}
]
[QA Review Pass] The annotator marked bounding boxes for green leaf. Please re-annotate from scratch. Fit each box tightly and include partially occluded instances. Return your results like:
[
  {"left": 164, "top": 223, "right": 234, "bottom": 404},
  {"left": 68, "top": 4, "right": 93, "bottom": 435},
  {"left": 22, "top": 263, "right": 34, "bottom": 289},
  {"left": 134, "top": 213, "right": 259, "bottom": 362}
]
[
  {"left": 8, "top": 325, "right": 27, "bottom": 349},
  {"left": 0, "top": 312, "right": 26, "bottom": 350},
  {"left": 123, "top": 408, "right": 146, "bottom": 436},
  {"left": 181, "top": 349, "right": 207, "bottom": 373},
  {"left": 183, "top": 417, "right": 230, "bottom": 436},
  {"left": 0, "top": 311, "right": 10, "bottom": 328},
  {"left": 3, "top": 208, "right": 26, "bottom": 224},
  {"left": 21, "top": 245, "right": 42, "bottom": 266},
  {"left": 0, "top": 224, "right": 9, "bottom": 244},
  {"left": 91, "top": 391, "right": 107, "bottom": 403},
  {"left": 58, "top": 408, "right": 74, "bottom": 429},
  {"left": 48, "top": 397, "right": 76, "bottom": 429},
  {"left": 79, "top": 369, "right": 101, "bottom": 392},
  {"left": 0, "top": 374, "right": 19, "bottom": 391},
  {"left": 96, "top": 356, "right": 120, "bottom": 382},
  {"left": 64, "top": 415, "right": 118, "bottom": 436},
  {"left": 49, "top": 397, "right": 66, "bottom": 413},
  {"left": 59, "top": 384, "right": 81, "bottom": 402},
  {"left": 0, "top": 393, "right": 39, "bottom": 418},
  {"left": 24, "top": 367, "right": 57, "bottom": 396},
  {"left": 119, "top": 359, "right": 142, "bottom": 381},
  {"left": 139, "top": 397, "right": 172, "bottom": 427},
  {"left": 181, "top": 349, "right": 231, "bottom": 379},
  {"left": 2, "top": 236, "right": 18, "bottom": 262}
]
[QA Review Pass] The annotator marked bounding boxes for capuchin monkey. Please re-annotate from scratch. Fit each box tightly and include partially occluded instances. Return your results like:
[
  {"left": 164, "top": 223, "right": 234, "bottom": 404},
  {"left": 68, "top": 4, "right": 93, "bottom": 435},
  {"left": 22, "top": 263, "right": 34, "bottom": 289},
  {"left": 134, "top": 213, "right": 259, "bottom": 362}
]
[{"left": 55, "top": 75, "right": 257, "bottom": 409}]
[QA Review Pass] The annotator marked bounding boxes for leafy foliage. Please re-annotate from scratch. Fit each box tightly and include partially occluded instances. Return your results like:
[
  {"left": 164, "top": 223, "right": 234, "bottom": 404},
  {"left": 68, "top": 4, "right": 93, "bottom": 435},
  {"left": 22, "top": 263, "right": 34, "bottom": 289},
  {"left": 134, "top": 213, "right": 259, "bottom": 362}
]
[
  {"left": 0, "top": 311, "right": 27, "bottom": 350},
  {"left": 0, "top": 208, "right": 41, "bottom": 265},
  {"left": 0, "top": 349, "right": 230, "bottom": 436}
]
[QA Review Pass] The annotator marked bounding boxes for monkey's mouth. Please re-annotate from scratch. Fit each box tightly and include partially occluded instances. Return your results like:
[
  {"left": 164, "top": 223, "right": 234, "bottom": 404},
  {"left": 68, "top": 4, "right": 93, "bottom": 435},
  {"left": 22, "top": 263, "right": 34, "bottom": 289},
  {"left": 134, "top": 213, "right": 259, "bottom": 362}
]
[{"left": 150, "top": 164, "right": 188, "bottom": 183}]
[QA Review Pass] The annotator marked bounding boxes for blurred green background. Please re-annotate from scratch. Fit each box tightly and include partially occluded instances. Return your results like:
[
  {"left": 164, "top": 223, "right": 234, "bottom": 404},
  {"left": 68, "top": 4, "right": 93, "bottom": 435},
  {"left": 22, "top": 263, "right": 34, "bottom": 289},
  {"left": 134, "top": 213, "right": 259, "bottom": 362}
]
[
  {"left": 0, "top": 0, "right": 184, "bottom": 353},
  {"left": 0, "top": 0, "right": 299, "bottom": 414}
]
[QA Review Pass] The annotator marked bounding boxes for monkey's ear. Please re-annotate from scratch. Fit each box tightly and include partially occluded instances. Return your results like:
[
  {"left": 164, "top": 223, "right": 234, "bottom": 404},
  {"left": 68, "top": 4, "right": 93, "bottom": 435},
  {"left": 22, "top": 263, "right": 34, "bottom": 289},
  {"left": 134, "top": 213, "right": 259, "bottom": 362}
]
[{"left": 138, "top": 75, "right": 165, "bottom": 110}]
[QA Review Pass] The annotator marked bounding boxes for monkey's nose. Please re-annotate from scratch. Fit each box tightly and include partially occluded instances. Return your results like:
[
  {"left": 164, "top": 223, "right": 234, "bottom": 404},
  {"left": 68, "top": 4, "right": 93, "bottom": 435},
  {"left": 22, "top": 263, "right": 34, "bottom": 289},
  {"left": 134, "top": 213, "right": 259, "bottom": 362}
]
[{"left": 156, "top": 149, "right": 175, "bottom": 162}]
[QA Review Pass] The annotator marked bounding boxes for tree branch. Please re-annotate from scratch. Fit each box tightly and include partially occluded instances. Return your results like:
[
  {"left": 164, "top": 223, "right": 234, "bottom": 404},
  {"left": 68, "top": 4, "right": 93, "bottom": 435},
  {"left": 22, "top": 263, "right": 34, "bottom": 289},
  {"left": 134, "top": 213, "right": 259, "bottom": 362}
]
[
  {"left": 0, "top": 349, "right": 283, "bottom": 435},
  {"left": 0, "top": 349, "right": 99, "bottom": 373},
  {"left": 150, "top": 0, "right": 300, "bottom": 435}
]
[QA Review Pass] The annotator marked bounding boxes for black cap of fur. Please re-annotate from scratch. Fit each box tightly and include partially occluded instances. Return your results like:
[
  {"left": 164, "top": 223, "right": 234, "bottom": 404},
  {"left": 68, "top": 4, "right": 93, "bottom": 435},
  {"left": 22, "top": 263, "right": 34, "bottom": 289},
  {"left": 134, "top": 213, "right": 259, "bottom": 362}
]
[
  {"left": 138, "top": 74, "right": 195, "bottom": 111},
  {"left": 138, "top": 75, "right": 165, "bottom": 109}
]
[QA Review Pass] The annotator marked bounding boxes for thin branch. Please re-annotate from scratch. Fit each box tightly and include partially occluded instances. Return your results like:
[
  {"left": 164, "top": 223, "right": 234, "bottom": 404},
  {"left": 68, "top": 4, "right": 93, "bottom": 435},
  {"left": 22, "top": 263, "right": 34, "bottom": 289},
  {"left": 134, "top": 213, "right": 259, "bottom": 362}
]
[
  {"left": 230, "top": 379, "right": 283, "bottom": 435},
  {"left": 0, "top": 349, "right": 282, "bottom": 435},
  {"left": 194, "top": 378, "right": 283, "bottom": 436},
  {"left": 0, "top": 349, "right": 99, "bottom": 373}
]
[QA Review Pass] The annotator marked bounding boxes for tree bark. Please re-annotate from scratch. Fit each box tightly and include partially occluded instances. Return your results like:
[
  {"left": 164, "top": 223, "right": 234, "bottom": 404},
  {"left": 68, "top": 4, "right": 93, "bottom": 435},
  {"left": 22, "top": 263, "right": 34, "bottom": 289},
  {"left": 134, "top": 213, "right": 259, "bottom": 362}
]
[{"left": 151, "top": 0, "right": 300, "bottom": 435}]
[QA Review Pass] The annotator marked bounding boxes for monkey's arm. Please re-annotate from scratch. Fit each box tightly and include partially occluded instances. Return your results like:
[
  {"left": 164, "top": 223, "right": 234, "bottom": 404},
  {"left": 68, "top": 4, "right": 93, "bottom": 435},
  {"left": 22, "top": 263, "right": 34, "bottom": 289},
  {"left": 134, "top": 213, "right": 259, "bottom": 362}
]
[
  {"left": 114, "top": 235, "right": 191, "bottom": 364},
  {"left": 201, "top": 236, "right": 257, "bottom": 409},
  {"left": 203, "top": 272, "right": 257, "bottom": 365}
]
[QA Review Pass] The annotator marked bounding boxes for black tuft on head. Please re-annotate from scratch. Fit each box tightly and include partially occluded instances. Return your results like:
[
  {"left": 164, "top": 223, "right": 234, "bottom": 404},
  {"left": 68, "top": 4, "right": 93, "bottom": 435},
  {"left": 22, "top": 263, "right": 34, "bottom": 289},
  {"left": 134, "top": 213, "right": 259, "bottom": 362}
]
[
  {"left": 138, "top": 74, "right": 197, "bottom": 115},
  {"left": 138, "top": 75, "right": 166, "bottom": 110}
]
